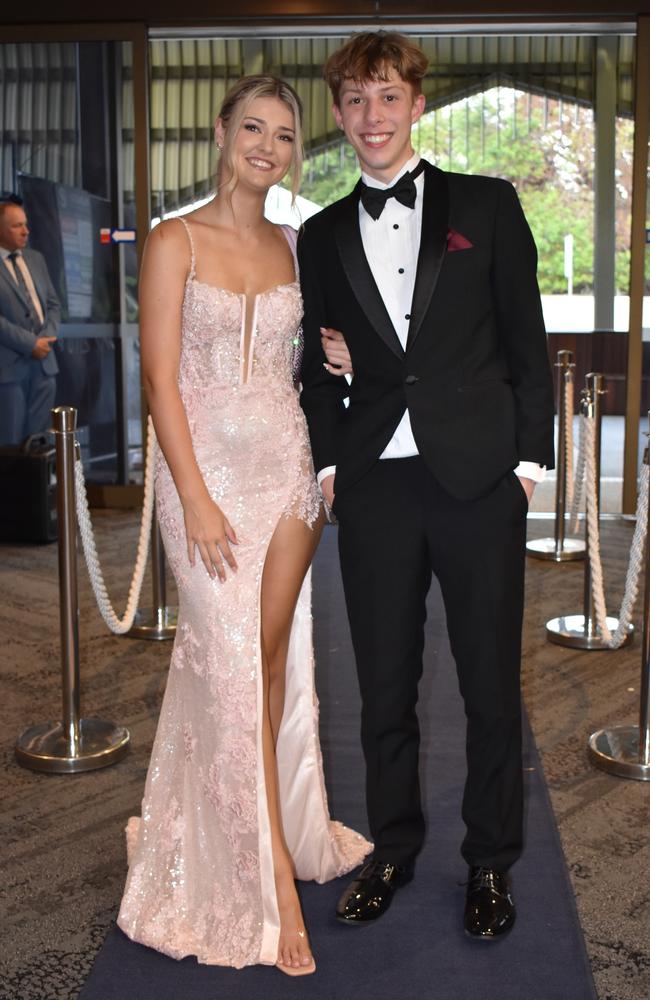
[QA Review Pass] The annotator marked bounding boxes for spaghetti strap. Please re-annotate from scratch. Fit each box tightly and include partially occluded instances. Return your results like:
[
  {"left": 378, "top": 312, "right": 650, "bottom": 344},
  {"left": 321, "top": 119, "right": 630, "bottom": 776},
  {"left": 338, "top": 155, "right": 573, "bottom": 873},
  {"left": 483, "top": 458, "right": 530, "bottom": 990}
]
[
  {"left": 280, "top": 224, "right": 299, "bottom": 281},
  {"left": 177, "top": 216, "right": 196, "bottom": 280}
]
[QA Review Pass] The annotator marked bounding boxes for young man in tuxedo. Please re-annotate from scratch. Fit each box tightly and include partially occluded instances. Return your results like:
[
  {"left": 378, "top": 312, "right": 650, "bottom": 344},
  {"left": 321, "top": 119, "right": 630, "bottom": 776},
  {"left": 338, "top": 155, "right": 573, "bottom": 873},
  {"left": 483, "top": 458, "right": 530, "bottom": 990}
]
[
  {"left": 299, "top": 32, "right": 554, "bottom": 939},
  {"left": 0, "top": 195, "right": 60, "bottom": 446}
]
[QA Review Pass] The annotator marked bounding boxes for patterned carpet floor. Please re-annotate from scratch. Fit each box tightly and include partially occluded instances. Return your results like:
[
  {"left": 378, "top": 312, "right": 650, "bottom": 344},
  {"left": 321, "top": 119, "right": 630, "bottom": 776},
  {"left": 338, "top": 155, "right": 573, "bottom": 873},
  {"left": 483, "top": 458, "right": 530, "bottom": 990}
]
[{"left": 1, "top": 511, "right": 649, "bottom": 999}]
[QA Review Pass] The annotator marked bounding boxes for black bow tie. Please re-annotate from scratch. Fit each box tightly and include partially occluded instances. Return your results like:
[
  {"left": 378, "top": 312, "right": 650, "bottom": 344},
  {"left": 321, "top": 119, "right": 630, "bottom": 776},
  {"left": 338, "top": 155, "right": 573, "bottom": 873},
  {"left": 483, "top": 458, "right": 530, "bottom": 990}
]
[{"left": 359, "top": 161, "right": 424, "bottom": 220}]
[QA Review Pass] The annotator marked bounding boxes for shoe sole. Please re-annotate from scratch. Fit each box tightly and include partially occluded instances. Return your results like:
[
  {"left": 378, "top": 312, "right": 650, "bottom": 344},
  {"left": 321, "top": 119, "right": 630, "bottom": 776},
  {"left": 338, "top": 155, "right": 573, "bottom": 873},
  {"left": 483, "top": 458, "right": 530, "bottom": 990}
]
[
  {"left": 464, "top": 925, "right": 515, "bottom": 941},
  {"left": 336, "top": 914, "right": 383, "bottom": 926}
]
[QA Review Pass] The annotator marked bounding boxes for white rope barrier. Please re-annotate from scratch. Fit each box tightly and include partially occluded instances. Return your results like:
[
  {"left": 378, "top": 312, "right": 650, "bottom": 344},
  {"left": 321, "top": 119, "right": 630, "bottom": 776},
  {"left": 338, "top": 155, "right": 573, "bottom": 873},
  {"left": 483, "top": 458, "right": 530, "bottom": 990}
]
[
  {"left": 606, "top": 466, "right": 648, "bottom": 647},
  {"left": 568, "top": 411, "right": 588, "bottom": 532},
  {"left": 582, "top": 414, "right": 649, "bottom": 649},
  {"left": 74, "top": 417, "right": 157, "bottom": 634}
]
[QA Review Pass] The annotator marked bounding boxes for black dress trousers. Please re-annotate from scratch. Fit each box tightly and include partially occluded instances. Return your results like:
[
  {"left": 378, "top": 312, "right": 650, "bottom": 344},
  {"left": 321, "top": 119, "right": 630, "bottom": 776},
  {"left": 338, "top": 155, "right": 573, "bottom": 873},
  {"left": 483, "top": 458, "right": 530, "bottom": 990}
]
[{"left": 335, "top": 456, "right": 528, "bottom": 872}]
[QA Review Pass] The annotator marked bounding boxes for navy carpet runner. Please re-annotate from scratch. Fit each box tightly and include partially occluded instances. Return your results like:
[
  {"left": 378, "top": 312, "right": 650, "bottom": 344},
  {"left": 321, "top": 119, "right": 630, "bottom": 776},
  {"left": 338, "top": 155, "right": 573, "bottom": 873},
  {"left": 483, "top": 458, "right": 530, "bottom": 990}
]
[{"left": 80, "top": 526, "right": 597, "bottom": 1000}]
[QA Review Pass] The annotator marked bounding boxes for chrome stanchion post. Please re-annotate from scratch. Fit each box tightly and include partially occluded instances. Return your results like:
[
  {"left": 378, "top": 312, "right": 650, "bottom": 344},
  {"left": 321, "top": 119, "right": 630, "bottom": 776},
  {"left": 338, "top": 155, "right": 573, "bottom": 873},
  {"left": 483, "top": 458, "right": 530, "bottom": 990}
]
[
  {"left": 527, "top": 350, "right": 585, "bottom": 561},
  {"left": 152, "top": 516, "right": 167, "bottom": 614},
  {"left": 582, "top": 377, "right": 601, "bottom": 642},
  {"left": 15, "top": 406, "right": 130, "bottom": 773},
  {"left": 636, "top": 608, "right": 650, "bottom": 772},
  {"left": 546, "top": 373, "right": 633, "bottom": 650},
  {"left": 127, "top": 506, "right": 177, "bottom": 640},
  {"left": 588, "top": 413, "right": 650, "bottom": 779},
  {"left": 60, "top": 408, "right": 80, "bottom": 755}
]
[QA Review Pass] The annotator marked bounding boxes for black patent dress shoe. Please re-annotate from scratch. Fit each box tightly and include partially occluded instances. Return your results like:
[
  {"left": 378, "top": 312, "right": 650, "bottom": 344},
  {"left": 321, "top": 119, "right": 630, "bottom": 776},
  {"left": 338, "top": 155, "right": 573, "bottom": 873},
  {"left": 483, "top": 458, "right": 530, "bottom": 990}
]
[
  {"left": 464, "top": 866, "right": 515, "bottom": 939},
  {"left": 336, "top": 859, "right": 413, "bottom": 924}
]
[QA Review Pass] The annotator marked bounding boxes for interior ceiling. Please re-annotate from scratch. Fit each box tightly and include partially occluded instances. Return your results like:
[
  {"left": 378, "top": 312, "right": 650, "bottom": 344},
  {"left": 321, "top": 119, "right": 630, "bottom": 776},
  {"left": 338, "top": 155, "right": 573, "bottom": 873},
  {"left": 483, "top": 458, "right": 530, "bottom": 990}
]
[{"left": 144, "top": 33, "right": 635, "bottom": 210}]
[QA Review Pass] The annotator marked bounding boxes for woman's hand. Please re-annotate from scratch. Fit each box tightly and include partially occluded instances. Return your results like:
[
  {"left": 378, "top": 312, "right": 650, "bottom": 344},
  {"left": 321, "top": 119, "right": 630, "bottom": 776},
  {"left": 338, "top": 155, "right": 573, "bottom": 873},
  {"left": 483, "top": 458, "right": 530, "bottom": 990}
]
[
  {"left": 182, "top": 493, "right": 238, "bottom": 581},
  {"left": 320, "top": 327, "right": 353, "bottom": 376},
  {"left": 320, "top": 473, "right": 335, "bottom": 509}
]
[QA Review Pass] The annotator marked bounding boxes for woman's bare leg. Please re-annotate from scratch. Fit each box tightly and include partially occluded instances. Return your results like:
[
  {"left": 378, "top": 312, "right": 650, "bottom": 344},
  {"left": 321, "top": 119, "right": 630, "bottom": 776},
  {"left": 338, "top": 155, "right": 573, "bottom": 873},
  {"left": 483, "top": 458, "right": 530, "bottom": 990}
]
[{"left": 260, "top": 509, "right": 324, "bottom": 974}]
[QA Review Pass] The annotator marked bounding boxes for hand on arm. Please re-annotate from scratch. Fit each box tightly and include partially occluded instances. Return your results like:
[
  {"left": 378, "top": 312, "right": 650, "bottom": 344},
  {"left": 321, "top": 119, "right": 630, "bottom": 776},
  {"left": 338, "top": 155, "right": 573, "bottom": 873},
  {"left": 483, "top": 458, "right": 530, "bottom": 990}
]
[
  {"left": 319, "top": 472, "right": 335, "bottom": 508},
  {"left": 320, "top": 327, "right": 353, "bottom": 376},
  {"left": 140, "top": 221, "right": 237, "bottom": 581}
]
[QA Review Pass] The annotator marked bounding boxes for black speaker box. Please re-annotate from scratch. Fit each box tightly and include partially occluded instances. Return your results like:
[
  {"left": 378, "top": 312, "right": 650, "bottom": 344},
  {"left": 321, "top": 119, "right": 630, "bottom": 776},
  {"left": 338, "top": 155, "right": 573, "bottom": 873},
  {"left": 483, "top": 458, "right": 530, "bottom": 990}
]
[{"left": 0, "top": 435, "right": 57, "bottom": 543}]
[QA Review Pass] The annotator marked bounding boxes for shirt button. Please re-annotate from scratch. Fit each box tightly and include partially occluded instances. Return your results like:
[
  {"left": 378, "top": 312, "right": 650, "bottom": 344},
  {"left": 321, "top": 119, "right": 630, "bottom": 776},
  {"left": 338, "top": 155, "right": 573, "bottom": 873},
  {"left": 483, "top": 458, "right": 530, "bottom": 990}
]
[
  {"left": 398, "top": 268, "right": 405, "bottom": 274},
  {"left": 405, "top": 374, "right": 419, "bottom": 385},
  {"left": 405, "top": 313, "right": 411, "bottom": 320},
  {"left": 393, "top": 224, "right": 399, "bottom": 230}
]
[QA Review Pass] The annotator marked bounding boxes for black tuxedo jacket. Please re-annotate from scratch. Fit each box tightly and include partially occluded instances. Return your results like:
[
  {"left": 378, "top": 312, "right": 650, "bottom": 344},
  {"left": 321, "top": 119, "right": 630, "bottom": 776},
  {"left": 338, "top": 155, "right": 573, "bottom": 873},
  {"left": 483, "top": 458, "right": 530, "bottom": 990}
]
[{"left": 298, "top": 161, "right": 555, "bottom": 502}]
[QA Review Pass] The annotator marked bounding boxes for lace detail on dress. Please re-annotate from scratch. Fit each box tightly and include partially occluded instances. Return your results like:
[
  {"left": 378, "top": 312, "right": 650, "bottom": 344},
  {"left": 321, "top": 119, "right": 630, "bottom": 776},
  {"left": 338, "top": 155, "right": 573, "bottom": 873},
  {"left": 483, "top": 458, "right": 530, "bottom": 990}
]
[
  {"left": 117, "top": 224, "right": 370, "bottom": 969},
  {"left": 175, "top": 278, "right": 320, "bottom": 529},
  {"left": 279, "top": 225, "right": 304, "bottom": 381}
]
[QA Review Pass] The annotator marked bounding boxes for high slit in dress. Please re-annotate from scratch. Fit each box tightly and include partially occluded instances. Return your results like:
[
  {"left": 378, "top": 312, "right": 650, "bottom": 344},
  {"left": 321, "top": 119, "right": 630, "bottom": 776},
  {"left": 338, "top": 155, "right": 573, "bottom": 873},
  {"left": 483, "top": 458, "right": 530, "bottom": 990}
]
[{"left": 117, "top": 218, "right": 370, "bottom": 968}]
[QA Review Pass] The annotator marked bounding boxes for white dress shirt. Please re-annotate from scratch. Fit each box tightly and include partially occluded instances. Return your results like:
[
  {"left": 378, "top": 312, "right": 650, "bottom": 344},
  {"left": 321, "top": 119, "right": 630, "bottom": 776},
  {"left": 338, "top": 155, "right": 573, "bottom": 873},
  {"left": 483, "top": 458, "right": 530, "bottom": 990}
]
[
  {"left": 318, "top": 154, "right": 544, "bottom": 486},
  {"left": 362, "top": 152, "right": 423, "bottom": 460}
]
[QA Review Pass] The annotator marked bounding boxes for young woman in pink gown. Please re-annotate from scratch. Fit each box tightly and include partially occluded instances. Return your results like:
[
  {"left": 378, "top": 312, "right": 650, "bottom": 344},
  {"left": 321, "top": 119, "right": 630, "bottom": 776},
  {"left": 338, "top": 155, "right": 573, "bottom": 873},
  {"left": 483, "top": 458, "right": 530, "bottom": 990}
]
[{"left": 117, "top": 76, "right": 370, "bottom": 976}]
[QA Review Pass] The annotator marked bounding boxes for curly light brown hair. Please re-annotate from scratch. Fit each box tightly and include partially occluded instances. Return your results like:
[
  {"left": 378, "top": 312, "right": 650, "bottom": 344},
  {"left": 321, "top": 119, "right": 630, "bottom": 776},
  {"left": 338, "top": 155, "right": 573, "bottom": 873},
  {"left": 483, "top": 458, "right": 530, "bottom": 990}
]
[{"left": 324, "top": 32, "right": 429, "bottom": 106}]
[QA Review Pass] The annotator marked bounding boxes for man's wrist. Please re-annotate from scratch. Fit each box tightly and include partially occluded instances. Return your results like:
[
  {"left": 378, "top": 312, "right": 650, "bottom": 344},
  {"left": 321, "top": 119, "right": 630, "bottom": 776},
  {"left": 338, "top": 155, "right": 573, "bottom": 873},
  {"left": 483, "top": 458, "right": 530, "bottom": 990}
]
[
  {"left": 515, "top": 461, "right": 545, "bottom": 483},
  {"left": 317, "top": 465, "right": 336, "bottom": 489}
]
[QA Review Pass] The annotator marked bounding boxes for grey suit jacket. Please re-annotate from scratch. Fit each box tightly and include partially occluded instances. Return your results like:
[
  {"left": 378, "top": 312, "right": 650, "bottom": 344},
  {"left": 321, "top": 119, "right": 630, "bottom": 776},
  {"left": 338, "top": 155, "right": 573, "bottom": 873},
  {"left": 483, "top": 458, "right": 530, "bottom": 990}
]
[{"left": 0, "top": 247, "right": 61, "bottom": 383}]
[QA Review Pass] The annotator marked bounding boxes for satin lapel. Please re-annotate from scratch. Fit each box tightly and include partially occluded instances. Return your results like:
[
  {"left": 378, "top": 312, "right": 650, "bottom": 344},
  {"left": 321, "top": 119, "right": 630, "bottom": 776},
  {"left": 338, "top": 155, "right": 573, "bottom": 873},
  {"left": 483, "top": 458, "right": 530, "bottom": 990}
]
[
  {"left": 406, "top": 164, "right": 449, "bottom": 353},
  {"left": 334, "top": 184, "right": 404, "bottom": 360},
  {"left": 0, "top": 257, "right": 29, "bottom": 310}
]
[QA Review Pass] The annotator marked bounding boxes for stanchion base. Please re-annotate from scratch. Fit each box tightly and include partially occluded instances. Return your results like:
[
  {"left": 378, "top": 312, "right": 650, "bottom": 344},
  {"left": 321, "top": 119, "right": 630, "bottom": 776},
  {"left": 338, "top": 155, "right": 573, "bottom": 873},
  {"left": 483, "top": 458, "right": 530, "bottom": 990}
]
[
  {"left": 546, "top": 614, "right": 634, "bottom": 649},
  {"left": 588, "top": 725, "right": 650, "bottom": 781},
  {"left": 15, "top": 717, "right": 130, "bottom": 774},
  {"left": 526, "top": 537, "right": 586, "bottom": 561},
  {"left": 127, "top": 606, "right": 177, "bottom": 640}
]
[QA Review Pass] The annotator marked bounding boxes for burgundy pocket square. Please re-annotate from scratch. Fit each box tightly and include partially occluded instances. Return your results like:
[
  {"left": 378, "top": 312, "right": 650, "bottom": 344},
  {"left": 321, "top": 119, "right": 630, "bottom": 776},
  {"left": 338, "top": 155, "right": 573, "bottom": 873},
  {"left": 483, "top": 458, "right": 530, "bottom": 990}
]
[{"left": 447, "top": 229, "right": 473, "bottom": 252}]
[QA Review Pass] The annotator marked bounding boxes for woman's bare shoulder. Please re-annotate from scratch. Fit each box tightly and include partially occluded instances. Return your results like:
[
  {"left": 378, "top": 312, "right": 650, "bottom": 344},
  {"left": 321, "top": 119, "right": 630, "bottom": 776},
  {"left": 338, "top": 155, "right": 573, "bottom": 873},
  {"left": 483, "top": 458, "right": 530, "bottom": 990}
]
[
  {"left": 147, "top": 217, "right": 190, "bottom": 246},
  {"left": 141, "top": 220, "right": 194, "bottom": 287}
]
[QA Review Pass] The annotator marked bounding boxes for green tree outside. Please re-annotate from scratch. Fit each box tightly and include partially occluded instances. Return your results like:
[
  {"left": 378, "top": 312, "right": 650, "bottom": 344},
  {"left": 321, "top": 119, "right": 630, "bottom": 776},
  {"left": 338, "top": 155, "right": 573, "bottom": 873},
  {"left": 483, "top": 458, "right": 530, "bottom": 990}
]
[{"left": 298, "top": 88, "right": 633, "bottom": 298}]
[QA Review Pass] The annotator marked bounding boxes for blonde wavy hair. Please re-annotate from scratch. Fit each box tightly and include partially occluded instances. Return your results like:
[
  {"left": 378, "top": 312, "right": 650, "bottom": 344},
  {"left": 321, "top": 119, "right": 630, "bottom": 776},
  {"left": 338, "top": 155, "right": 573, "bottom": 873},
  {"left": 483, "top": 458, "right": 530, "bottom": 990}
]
[{"left": 216, "top": 75, "right": 304, "bottom": 203}]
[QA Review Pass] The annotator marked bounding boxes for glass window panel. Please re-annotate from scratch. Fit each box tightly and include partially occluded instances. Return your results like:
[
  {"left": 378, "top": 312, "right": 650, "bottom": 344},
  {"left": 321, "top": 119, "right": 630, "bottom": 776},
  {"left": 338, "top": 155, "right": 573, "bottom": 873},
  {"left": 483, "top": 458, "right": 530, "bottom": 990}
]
[{"left": 0, "top": 39, "right": 141, "bottom": 486}]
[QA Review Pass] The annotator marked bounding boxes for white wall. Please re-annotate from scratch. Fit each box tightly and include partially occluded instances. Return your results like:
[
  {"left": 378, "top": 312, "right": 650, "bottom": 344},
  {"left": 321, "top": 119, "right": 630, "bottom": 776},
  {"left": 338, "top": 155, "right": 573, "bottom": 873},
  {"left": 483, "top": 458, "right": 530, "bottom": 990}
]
[{"left": 542, "top": 295, "right": 650, "bottom": 337}]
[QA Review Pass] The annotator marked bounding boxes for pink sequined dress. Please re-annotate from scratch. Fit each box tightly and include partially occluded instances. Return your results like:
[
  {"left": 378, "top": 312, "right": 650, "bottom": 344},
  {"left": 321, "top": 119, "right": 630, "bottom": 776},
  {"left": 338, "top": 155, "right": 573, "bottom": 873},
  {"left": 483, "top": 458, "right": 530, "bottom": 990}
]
[{"left": 117, "top": 219, "right": 370, "bottom": 967}]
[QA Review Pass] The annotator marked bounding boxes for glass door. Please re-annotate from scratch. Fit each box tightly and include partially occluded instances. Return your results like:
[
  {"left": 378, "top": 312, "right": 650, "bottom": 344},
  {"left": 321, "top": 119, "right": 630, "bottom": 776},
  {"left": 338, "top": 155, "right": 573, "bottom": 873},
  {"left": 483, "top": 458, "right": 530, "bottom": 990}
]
[
  {"left": 0, "top": 26, "right": 148, "bottom": 497},
  {"left": 149, "top": 28, "right": 638, "bottom": 513}
]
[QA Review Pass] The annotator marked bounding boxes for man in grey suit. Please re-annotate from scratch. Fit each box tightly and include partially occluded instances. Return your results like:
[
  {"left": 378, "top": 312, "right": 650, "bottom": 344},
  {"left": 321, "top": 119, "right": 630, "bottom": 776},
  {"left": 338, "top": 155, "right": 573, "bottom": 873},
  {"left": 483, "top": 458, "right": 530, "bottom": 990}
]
[{"left": 0, "top": 195, "right": 60, "bottom": 445}]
